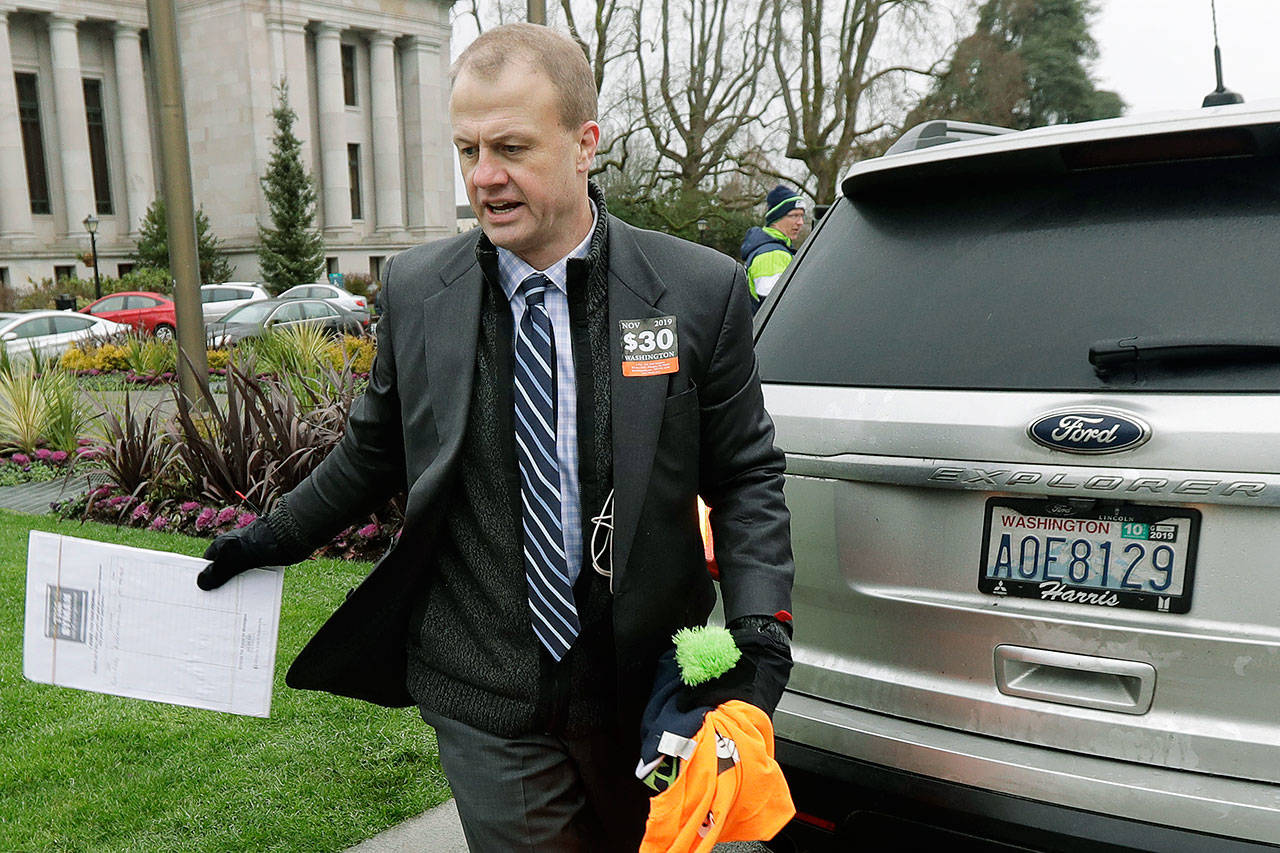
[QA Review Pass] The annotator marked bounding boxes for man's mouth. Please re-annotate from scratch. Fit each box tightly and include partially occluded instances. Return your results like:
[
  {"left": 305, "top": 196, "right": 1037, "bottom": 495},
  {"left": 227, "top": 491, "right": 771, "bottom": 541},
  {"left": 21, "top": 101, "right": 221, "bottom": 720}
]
[{"left": 485, "top": 201, "right": 522, "bottom": 215}]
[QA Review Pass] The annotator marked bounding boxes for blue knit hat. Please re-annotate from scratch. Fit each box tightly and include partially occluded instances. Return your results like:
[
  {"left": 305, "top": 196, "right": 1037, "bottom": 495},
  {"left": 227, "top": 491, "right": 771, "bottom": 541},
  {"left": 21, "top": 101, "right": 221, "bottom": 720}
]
[{"left": 764, "top": 185, "right": 803, "bottom": 225}]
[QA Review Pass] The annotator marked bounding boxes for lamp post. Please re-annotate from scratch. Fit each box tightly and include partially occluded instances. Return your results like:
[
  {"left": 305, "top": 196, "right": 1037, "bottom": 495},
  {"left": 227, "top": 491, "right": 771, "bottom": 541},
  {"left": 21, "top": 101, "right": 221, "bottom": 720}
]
[
  {"left": 82, "top": 213, "right": 102, "bottom": 300},
  {"left": 697, "top": 218, "right": 708, "bottom": 245}
]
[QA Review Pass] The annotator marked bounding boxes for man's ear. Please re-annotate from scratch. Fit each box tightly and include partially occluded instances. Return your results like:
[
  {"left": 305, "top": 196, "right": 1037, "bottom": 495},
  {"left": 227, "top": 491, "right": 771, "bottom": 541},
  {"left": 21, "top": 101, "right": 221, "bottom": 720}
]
[{"left": 577, "top": 121, "right": 601, "bottom": 174}]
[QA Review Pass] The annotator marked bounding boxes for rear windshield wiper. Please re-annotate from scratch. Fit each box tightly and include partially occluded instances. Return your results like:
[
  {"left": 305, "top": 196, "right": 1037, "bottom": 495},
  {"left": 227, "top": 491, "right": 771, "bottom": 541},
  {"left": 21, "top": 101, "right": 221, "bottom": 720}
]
[{"left": 1090, "top": 336, "right": 1280, "bottom": 372}]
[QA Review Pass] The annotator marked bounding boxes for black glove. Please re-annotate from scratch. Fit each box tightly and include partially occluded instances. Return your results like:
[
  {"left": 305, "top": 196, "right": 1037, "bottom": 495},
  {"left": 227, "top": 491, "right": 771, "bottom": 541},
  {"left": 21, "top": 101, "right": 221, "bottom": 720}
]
[
  {"left": 197, "top": 516, "right": 302, "bottom": 590},
  {"left": 675, "top": 616, "right": 793, "bottom": 716}
]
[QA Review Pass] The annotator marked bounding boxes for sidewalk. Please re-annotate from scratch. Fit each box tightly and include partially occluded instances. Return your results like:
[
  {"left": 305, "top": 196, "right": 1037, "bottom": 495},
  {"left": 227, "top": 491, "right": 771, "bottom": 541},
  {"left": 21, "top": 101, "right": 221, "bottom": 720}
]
[
  {"left": 345, "top": 799, "right": 468, "bottom": 852},
  {"left": 0, "top": 475, "right": 94, "bottom": 514}
]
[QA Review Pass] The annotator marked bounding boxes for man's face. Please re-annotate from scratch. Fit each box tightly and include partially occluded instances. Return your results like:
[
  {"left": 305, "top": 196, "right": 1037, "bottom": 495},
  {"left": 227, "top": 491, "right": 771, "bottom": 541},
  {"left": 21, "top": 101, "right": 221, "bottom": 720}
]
[
  {"left": 450, "top": 62, "right": 600, "bottom": 270},
  {"left": 775, "top": 208, "right": 805, "bottom": 241}
]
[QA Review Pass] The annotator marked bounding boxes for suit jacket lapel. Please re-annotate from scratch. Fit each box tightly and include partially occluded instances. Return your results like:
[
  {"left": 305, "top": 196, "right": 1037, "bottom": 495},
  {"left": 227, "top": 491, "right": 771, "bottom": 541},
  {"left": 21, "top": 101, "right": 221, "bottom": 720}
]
[
  {"left": 608, "top": 220, "right": 670, "bottom": 589},
  {"left": 417, "top": 238, "right": 484, "bottom": 496}
]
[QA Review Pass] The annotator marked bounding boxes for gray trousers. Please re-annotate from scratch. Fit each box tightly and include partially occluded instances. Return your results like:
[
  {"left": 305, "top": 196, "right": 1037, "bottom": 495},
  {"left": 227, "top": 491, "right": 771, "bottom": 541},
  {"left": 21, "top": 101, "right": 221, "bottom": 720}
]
[{"left": 421, "top": 707, "right": 650, "bottom": 852}]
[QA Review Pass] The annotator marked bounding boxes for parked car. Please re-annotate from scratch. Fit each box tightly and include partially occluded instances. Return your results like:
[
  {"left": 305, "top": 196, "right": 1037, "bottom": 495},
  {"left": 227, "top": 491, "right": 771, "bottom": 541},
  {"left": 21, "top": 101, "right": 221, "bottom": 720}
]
[
  {"left": 278, "top": 282, "right": 371, "bottom": 328},
  {"left": 200, "top": 282, "right": 270, "bottom": 323},
  {"left": 205, "top": 297, "right": 364, "bottom": 347},
  {"left": 755, "top": 102, "right": 1280, "bottom": 850},
  {"left": 1, "top": 310, "right": 127, "bottom": 359},
  {"left": 81, "top": 291, "right": 177, "bottom": 339}
]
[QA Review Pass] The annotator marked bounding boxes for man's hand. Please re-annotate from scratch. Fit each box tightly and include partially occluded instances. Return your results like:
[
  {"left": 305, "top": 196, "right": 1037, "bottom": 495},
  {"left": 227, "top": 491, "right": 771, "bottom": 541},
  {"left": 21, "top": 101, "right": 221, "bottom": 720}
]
[
  {"left": 675, "top": 616, "right": 793, "bottom": 716},
  {"left": 197, "top": 518, "right": 298, "bottom": 590}
]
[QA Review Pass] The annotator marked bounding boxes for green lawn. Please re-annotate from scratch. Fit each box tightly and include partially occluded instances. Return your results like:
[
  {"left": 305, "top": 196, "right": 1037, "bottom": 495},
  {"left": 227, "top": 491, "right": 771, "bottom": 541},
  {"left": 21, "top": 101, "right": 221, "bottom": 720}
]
[{"left": 0, "top": 510, "right": 450, "bottom": 852}]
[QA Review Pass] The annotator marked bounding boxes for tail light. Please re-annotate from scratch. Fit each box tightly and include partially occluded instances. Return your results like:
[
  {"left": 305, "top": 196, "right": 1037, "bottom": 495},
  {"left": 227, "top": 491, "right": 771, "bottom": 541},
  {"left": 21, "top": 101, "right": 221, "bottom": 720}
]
[{"left": 355, "top": 298, "right": 366, "bottom": 308}]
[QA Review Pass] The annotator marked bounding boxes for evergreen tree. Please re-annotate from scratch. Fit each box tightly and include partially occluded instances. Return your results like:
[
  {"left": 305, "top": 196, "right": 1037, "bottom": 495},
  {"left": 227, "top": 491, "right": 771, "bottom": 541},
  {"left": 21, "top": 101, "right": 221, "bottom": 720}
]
[
  {"left": 132, "top": 197, "right": 235, "bottom": 284},
  {"left": 257, "top": 81, "right": 326, "bottom": 294},
  {"left": 908, "top": 0, "right": 1124, "bottom": 130}
]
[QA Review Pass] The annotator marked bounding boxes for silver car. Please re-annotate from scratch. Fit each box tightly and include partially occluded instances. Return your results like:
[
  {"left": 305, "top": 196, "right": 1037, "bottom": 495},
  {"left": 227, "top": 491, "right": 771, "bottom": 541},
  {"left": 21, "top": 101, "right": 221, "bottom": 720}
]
[
  {"left": 200, "top": 282, "right": 270, "bottom": 323},
  {"left": 278, "top": 282, "right": 371, "bottom": 329},
  {"left": 756, "top": 102, "right": 1280, "bottom": 849}
]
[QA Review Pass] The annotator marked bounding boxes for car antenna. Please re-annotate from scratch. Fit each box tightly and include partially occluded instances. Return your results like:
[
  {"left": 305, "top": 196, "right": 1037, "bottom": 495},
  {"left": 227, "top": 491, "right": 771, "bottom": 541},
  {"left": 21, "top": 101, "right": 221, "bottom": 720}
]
[{"left": 1202, "top": 0, "right": 1244, "bottom": 107}]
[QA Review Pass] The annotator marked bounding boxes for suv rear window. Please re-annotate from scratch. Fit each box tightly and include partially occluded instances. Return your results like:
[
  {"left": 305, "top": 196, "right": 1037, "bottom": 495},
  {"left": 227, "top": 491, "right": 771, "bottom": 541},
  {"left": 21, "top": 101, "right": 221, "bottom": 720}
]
[{"left": 757, "top": 156, "right": 1280, "bottom": 392}]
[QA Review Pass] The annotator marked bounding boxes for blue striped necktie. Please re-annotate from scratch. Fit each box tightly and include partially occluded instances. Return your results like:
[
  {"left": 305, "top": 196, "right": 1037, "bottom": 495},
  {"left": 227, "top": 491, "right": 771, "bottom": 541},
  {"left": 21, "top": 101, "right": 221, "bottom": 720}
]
[{"left": 514, "top": 273, "right": 580, "bottom": 660}]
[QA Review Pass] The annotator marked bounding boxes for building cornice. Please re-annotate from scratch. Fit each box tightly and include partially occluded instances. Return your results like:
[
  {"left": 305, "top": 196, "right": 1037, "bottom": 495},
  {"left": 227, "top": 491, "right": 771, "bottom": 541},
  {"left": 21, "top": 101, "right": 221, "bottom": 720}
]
[{"left": 8, "top": 2, "right": 147, "bottom": 28}]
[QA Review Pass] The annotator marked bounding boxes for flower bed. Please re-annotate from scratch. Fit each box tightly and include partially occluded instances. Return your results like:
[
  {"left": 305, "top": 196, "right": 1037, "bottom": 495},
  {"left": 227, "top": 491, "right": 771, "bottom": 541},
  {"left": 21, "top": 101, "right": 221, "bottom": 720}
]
[
  {"left": 54, "top": 484, "right": 398, "bottom": 561},
  {"left": 0, "top": 442, "right": 97, "bottom": 487}
]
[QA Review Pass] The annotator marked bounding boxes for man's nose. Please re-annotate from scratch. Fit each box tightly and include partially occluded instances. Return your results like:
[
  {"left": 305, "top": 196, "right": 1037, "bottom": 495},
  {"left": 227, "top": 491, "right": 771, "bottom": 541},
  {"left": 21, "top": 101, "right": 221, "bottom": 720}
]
[{"left": 471, "top": 150, "right": 507, "bottom": 187}]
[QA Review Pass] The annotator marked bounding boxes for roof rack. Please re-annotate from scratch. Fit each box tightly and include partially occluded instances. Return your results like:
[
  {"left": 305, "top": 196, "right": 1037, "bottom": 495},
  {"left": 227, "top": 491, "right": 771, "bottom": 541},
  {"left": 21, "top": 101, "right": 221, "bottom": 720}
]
[{"left": 884, "top": 120, "right": 1016, "bottom": 156}]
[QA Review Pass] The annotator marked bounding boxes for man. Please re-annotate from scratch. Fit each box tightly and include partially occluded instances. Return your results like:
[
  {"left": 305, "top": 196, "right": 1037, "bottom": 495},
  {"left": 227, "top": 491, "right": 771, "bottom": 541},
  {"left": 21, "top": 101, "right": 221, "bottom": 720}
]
[
  {"left": 197, "top": 23, "right": 793, "bottom": 852},
  {"left": 740, "top": 184, "right": 805, "bottom": 314}
]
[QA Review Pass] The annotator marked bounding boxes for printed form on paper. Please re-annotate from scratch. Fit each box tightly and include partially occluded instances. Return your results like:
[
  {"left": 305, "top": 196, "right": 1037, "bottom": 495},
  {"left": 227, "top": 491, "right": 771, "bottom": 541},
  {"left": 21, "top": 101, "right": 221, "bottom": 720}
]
[{"left": 23, "top": 531, "right": 283, "bottom": 717}]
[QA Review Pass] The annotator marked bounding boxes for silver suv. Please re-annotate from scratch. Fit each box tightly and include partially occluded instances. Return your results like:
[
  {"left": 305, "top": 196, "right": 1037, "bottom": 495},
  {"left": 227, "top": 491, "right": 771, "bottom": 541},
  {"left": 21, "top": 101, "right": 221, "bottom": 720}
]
[{"left": 756, "top": 103, "right": 1280, "bottom": 850}]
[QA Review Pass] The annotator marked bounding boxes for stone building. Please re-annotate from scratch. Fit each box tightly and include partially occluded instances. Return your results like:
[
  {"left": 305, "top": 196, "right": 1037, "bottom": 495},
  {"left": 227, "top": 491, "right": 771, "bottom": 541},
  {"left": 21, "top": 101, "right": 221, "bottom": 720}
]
[{"left": 0, "top": 0, "right": 455, "bottom": 292}]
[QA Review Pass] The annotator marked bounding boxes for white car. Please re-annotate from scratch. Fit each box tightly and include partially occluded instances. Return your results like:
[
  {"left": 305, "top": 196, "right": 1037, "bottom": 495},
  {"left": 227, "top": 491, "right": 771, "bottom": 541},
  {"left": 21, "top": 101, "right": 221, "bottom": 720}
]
[
  {"left": 200, "top": 282, "right": 270, "bottom": 323},
  {"left": 279, "top": 283, "right": 371, "bottom": 329},
  {"left": 0, "top": 310, "right": 128, "bottom": 359}
]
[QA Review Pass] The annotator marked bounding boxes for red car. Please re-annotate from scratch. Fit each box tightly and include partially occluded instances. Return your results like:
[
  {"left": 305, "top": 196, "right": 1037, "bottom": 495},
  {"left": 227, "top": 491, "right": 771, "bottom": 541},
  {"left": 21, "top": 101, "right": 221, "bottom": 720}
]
[{"left": 81, "top": 291, "right": 177, "bottom": 339}]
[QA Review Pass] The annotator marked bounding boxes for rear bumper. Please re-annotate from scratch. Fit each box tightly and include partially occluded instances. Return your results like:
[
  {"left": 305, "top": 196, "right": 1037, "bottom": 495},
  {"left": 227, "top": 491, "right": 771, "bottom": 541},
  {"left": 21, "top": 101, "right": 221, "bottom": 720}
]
[{"left": 774, "top": 692, "right": 1280, "bottom": 851}]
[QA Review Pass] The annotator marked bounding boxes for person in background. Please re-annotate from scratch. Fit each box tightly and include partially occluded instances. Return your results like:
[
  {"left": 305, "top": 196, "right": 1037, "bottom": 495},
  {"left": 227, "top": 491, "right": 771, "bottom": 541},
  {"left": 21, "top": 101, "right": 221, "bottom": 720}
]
[
  {"left": 195, "top": 22, "right": 794, "bottom": 853},
  {"left": 740, "top": 184, "right": 805, "bottom": 314}
]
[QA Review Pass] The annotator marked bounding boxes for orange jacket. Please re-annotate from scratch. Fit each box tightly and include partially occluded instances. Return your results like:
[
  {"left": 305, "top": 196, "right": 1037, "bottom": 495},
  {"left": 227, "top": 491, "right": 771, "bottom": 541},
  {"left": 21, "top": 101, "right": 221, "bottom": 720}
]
[{"left": 640, "top": 700, "right": 795, "bottom": 852}]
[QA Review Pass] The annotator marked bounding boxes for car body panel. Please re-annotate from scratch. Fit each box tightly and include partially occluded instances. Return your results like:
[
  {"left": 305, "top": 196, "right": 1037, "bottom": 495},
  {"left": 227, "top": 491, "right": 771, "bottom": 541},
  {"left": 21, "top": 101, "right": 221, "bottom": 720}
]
[
  {"left": 279, "top": 283, "right": 370, "bottom": 326},
  {"left": 81, "top": 291, "right": 176, "bottom": 336},
  {"left": 775, "top": 693, "right": 1280, "bottom": 844},
  {"left": 200, "top": 282, "right": 269, "bottom": 323},
  {"left": 0, "top": 310, "right": 126, "bottom": 358},
  {"left": 205, "top": 298, "right": 362, "bottom": 346},
  {"left": 756, "top": 101, "right": 1280, "bottom": 846}
]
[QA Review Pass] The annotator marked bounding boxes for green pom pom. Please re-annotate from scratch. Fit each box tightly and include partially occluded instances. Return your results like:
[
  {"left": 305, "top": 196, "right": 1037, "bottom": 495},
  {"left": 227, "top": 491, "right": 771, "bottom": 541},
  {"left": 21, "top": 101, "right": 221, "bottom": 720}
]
[{"left": 673, "top": 626, "right": 741, "bottom": 686}]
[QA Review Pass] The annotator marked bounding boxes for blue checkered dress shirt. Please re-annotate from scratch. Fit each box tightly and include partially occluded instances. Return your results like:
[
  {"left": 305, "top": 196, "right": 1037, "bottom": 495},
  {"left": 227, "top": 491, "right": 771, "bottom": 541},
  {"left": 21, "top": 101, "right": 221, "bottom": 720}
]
[{"left": 496, "top": 200, "right": 597, "bottom": 585}]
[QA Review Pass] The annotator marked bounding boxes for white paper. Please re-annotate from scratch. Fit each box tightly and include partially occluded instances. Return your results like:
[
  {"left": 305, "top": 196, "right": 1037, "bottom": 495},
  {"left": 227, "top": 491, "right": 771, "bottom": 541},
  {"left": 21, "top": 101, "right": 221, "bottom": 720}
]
[{"left": 23, "top": 530, "right": 283, "bottom": 717}]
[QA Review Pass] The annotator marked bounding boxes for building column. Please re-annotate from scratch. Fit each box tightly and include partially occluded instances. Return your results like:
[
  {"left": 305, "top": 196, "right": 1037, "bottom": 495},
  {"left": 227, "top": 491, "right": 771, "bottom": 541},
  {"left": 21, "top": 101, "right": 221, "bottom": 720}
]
[
  {"left": 48, "top": 14, "right": 94, "bottom": 237},
  {"left": 369, "top": 31, "right": 403, "bottom": 232},
  {"left": 278, "top": 20, "right": 313, "bottom": 171},
  {"left": 112, "top": 23, "right": 153, "bottom": 237},
  {"left": 313, "top": 22, "right": 349, "bottom": 234},
  {"left": 402, "top": 34, "right": 446, "bottom": 234},
  {"left": 0, "top": 8, "right": 35, "bottom": 238},
  {"left": 266, "top": 18, "right": 285, "bottom": 84}
]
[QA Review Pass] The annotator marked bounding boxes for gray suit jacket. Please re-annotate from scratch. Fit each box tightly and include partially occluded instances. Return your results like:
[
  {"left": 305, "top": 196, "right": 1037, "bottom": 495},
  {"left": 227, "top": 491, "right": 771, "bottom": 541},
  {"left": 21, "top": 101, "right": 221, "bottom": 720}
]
[{"left": 283, "top": 214, "right": 794, "bottom": 709}]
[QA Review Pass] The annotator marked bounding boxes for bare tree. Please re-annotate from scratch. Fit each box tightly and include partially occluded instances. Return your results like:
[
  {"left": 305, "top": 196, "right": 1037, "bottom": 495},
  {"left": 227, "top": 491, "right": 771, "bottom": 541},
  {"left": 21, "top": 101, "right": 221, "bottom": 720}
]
[
  {"left": 630, "top": 0, "right": 775, "bottom": 194},
  {"left": 771, "top": 0, "right": 940, "bottom": 203}
]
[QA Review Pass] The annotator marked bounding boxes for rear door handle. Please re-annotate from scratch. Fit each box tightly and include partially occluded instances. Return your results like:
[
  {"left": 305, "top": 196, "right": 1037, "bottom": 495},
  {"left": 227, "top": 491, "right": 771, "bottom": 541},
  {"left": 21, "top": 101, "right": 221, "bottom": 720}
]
[{"left": 994, "top": 645, "right": 1156, "bottom": 715}]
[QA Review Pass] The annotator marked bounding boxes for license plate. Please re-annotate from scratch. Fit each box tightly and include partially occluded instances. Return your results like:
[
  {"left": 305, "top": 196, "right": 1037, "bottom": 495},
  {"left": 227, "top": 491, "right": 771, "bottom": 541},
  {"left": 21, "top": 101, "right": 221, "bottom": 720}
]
[{"left": 979, "top": 498, "right": 1200, "bottom": 613}]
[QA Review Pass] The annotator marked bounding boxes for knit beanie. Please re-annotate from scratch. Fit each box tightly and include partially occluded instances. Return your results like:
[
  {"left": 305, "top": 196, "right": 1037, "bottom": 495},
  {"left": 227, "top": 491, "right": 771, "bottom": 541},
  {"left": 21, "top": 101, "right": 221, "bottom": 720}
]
[{"left": 764, "top": 185, "right": 802, "bottom": 225}]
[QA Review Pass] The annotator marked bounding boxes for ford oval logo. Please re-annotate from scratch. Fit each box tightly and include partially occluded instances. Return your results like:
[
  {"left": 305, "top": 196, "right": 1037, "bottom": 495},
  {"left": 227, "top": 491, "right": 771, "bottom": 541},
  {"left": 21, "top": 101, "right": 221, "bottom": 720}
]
[{"left": 1027, "top": 409, "right": 1150, "bottom": 454}]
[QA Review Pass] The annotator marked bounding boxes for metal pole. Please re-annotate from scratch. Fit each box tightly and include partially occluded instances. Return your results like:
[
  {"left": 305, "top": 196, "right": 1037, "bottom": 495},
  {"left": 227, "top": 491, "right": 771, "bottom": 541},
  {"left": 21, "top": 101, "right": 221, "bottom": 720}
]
[
  {"left": 89, "top": 231, "right": 101, "bottom": 299},
  {"left": 145, "top": 0, "right": 208, "bottom": 404},
  {"left": 527, "top": 0, "right": 546, "bottom": 24}
]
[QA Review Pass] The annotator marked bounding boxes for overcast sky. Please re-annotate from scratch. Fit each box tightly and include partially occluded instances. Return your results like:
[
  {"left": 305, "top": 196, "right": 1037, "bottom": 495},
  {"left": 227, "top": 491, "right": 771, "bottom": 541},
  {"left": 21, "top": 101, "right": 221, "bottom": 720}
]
[
  {"left": 451, "top": 0, "right": 1280, "bottom": 204},
  {"left": 1092, "top": 0, "right": 1279, "bottom": 113}
]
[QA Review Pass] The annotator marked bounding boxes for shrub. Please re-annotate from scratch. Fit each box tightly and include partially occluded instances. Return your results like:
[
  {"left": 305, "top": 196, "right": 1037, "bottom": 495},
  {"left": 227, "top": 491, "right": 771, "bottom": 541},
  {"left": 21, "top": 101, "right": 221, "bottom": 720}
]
[
  {"left": 325, "top": 335, "right": 376, "bottom": 375},
  {"left": 206, "top": 348, "right": 231, "bottom": 371},
  {"left": 0, "top": 365, "right": 89, "bottom": 454},
  {"left": 89, "top": 391, "right": 179, "bottom": 506},
  {"left": 168, "top": 359, "right": 348, "bottom": 509},
  {"left": 121, "top": 334, "right": 176, "bottom": 377},
  {"left": 244, "top": 323, "right": 338, "bottom": 406},
  {"left": 0, "top": 368, "right": 45, "bottom": 452},
  {"left": 38, "top": 369, "right": 91, "bottom": 453},
  {"left": 342, "top": 272, "right": 376, "bottom": 299},
  {"left": 119, "top": 266, "right": 173, "bottom": 294}
]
